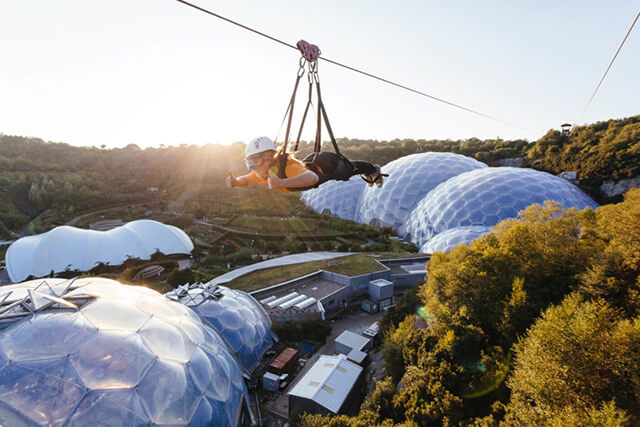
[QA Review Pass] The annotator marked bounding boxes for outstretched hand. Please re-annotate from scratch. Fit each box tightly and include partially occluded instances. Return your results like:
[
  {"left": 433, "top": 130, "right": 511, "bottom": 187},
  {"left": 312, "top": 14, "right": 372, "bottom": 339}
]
[
  {"left": 226, "top": 172, "right": 236, "bottom": 188},
  {"left": 267, "top": 176, "right": 283, "bottom": 190}
]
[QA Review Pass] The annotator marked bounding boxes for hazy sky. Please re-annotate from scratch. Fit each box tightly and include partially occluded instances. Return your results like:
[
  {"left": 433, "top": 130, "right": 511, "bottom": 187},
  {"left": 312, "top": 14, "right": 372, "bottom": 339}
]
[{"left": 1, "top": 1, "right": 638, "bottom": 148}]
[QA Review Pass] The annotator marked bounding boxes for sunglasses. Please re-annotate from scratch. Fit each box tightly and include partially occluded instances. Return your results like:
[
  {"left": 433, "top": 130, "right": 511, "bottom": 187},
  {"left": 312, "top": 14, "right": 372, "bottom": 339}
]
[{"left": 245, "top": 155, "right": 265, "bottom": 169}]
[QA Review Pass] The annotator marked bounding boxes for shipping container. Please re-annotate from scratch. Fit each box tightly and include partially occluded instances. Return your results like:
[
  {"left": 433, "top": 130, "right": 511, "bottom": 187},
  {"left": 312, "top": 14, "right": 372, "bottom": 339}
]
[{"left": 269, "top": 347, "right": 299, "bottom": 375}]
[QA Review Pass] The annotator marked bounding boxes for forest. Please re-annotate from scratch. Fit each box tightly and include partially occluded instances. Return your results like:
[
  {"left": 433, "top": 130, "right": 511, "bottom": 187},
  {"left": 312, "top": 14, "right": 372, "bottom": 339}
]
[
  {"left": 0, "top": 136, "right": 246, "bottom": 238},
  {"left": 526, "top": 115, "right": 640, "bottom": 200},
  {"left": 299, "top": 189, "right": 640, "bottom": 426}
]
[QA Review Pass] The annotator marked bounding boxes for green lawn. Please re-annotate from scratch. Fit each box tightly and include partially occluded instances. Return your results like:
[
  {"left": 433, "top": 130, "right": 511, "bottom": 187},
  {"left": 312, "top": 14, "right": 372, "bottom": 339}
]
[
  {"left": 222, "top": 252, "right": 408, "bottom": 293},
  {"left": 229, "top": 216, "right": 317, "bottom": 233}
]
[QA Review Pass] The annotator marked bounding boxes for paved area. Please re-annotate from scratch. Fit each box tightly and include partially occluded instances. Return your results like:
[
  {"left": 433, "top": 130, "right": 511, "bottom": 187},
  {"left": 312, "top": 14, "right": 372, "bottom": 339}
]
[
  {"left": 266, "top": 308, "right": 385, "bottom": 419},
  {"left": 0, "top": 269, "right": 11, "bottom": 286},
  {"left": 206, "top": 252, "right": 353, "bottom": 287}
]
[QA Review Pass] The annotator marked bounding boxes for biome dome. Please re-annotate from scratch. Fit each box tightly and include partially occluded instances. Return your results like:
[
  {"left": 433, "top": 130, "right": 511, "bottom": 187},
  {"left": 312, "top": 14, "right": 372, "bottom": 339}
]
[
  {"left": 166, "top": 283, "right": 274, "bottom": 373},
  {"left": 421, "top": 226, "right": 491, "bottom": 253},
  {"left": 0, "top": 278, "right": 249, "bottom": 426},
  {"left": 355, "top": 152, "right": 487, "bottom": 230},
  {"left": 403, "top": 167, "right": 599, "bottom": 248},
  {"left": 6, "top": 220, "right": 194, "bottom": 283},
  {"left": 300, "top": 175, "right": 366, "bottom": 221}
]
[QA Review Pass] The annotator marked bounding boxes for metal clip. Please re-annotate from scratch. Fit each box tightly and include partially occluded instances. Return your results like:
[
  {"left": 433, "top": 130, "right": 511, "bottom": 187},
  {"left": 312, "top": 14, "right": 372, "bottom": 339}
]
[{"left": 297, "top": 39, "right": 321, "bottom": 62}]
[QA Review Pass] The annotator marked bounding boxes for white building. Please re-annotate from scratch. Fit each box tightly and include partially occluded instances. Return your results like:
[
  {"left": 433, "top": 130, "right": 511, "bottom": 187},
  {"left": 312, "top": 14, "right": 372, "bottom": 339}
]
[
  {"left": 5, "top": 220, "right": 193, "bottom": 282},
  {"left": 288, "top": 354, "right": 364, "bottom": 416}
]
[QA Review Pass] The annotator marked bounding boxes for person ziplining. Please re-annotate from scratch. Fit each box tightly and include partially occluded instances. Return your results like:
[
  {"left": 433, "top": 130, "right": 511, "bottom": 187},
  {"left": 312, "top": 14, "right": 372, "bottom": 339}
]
[{"left": 226, "top": 40, "right": 387, "bottom": 193}]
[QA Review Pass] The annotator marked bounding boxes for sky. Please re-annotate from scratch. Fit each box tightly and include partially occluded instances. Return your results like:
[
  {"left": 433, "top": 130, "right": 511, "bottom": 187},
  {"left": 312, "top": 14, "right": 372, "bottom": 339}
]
[{"left": 1, "top": 1, "right": 638, "bottom": 148}]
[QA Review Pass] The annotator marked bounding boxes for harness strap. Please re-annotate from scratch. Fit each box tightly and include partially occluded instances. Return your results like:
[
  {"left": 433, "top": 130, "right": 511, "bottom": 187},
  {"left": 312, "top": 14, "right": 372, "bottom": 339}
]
[
  {"left": 277, "top": 59, "right": 305, "bottom": 155},
  {"left": 294, "top": 80, "right": 313, "bottom": 152}
]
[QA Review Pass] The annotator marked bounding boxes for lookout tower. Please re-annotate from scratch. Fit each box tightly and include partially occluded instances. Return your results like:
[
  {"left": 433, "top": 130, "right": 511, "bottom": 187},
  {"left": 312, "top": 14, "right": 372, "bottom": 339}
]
[{"left": 561, "top": 123, "right": 572, "bottom": 137}]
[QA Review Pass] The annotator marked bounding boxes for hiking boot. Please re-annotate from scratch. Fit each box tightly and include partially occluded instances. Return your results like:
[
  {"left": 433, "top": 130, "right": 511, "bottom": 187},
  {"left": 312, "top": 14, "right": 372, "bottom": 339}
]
[
  {"left": 363, "top": 165, "right": 384, "bottom": 188},
  {"left": 374, "top": 167, "right": 384, "bottom": 188}
]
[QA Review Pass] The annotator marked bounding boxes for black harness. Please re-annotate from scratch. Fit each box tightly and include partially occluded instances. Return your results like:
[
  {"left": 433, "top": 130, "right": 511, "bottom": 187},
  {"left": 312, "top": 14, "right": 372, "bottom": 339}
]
[{"left": 273, "top": 41, "right": 355, "bottom": 191}]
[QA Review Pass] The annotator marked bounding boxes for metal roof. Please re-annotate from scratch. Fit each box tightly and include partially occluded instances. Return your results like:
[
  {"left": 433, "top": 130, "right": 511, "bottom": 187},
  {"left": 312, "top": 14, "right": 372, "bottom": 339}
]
[
  {"left": 346, "top": 349, "right": 367, "bottom": 364},
  {"left": 400, "top": 262, "right": 427, "bottom": 274},
  {"left": 335, "top": 330, "right": 370, "bottom": 352},
  {"left": 288, "top": 354, "right": 362, "bottom": 414},
  {"left": 369, "top": 278, "right": 393, "bottom": 288},
  {"left": 363, "top": 321, "right": 380, "bottom": 338},
  {"left": 270, "top": 347, "right": 298, "bottom": 371}
]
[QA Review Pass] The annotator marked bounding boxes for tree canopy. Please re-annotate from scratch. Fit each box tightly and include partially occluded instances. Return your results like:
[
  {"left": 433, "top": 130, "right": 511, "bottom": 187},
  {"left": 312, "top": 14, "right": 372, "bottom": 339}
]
[{"left": 301, "top": 189, "right": 640, "bottom": 426}]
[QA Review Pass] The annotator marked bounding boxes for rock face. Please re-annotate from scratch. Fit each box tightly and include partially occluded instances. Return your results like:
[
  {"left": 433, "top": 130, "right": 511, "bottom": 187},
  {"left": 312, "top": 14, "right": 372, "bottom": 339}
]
[{"left": 600, "top": 176, "right": 640, "bottom": 198}]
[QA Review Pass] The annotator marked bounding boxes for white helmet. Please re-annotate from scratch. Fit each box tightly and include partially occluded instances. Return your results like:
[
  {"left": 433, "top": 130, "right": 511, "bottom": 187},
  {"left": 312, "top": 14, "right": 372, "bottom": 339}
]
[{"left": 245, "top": 136, "right": 276, "bottom": 158}]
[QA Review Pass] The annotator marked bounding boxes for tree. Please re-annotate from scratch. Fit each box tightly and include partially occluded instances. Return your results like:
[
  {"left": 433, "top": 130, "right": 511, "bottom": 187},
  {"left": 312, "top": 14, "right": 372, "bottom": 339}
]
[
  {"left": 504, "top": 293, "right": 640, "bottom": 425},
  {"left": 420, "top": 202, "right": 600, "bottom": 345},
  {"left": 580, "top": 188, "right": 640, "bottom": 317}
]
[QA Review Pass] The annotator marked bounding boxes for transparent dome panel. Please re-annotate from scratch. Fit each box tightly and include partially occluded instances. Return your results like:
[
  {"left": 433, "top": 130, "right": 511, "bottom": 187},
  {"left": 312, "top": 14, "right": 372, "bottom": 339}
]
[
  {"left": 0, "top": 358, "right": 85, "bottom": 426},
  {"left": 300, "top": 175, "right": 366, "bottom": 221},
  {"left": 403, "top": 167, "right": 598, "bottom": 248},
  {"left": 67, "top": 389, "right": 150, "bottom": 427},
  {"left": 1, "top": 312, "right": 97, "bottom": 362},
  {"left": 137, "top": 358, "right": 200, "bottom": 425},
  {"left": 81, "top": 299, "right": 151, "bottom": 332},
  {"left": 139, "top": 317, "right": 195, "bottom": 363},
  {"left": 0, "top": 278, "right": 248, "bottom": 426},
  {"left": 355, "top": 153, "right": 487, "bottom": 230},
  {"left": 72, "top": 331, "right": 155, "bottom": 389},
  {"left": 136, "top": 295, "right": 185, "bottom": 324},
  {"left": 422, "top": 226, "right": 491, "bottom": 253}
]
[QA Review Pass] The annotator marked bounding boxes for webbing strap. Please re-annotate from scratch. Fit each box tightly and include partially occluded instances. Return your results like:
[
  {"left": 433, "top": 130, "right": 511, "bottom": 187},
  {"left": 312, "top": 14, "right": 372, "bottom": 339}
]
[
  {"left": 278, "top": 63, "right": 305, "bottom": 156},
  {"left": 316, "top": 79, "right": 341, "bottom": 157},
  {"left": 282, "top": 53, "right": 353, "bottom": 174},
  {"left": 293, "top": 81, "right": 313, "bottom": 152}
]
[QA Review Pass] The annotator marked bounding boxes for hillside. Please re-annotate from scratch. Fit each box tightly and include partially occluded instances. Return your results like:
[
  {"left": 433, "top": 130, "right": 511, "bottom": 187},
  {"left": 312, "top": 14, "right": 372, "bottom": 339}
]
[
  {"left": 2, "top": 115, "right": 639, "bottom": 235},
  {"left": 302, "top": 190, "right": 640, "bottom": 426},
  {"left": 526, "top": 115, "right": 640, "bottom": 202}
]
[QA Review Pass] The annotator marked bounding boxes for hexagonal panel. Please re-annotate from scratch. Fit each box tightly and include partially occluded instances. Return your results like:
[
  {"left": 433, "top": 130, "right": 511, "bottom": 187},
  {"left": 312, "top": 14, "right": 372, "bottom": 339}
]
[
  {"left": 139, "top": 317, "right": 195, "bottom": 362},
  {"left": 81, "top": 299, "right": 151, "bottom": 332},
  {"left": 0, "top": 358, "right": 85, "bottom": 425},
  {"left": 0, "top": 278, "right": 248, "bottom": 426},
  {"left": 72, "top": 331, "right": 155, "bottom": 390},
  {"left": 137, "top": 358, "right": 200, "bottom": 425},
  {"left": 136, "top": 295, "right": 185, "bottom": 323},
  {"left": 403, "top": 167, "right": 598, "bottom": 249},
  {"left": 300, "top": 175, "right": 367, "bottom": 221},
  {"left": 422, "top": 226, "right": 492, "bottom": 253},
  {"left": 171, "top": 286, "right": 274, "bottom": 373},
  {"left": 0, "top": 312, "right": 97, "bottom": 362},
  {"left": 355, "top": 152, "right": 487, "bottom": 230},
  {"left": 66, "top": 389, "right": 150, "bottom": 426}
]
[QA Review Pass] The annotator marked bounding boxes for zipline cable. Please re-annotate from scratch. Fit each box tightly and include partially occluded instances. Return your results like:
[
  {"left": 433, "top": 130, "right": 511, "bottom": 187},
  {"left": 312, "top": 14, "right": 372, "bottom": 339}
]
[
  {"left": 175, "top": 0, "right": 521, "bottom": 129},
  {"left": 581, "top": 8, "right": 640, "bottom": 118}
]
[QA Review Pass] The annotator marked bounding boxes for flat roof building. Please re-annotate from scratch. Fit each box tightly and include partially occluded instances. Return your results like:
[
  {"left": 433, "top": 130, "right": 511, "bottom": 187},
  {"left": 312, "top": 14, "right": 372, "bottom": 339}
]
[
  {"left": 250, "top": 255, "right": 431, "bottom": 322},
  {"left": 288, "top": 354, "right": 364, "bottom": 416},
  {"left": 335, "top": 330, "right": 371, "bottom": 356},
  {"left": 368, "top": 278, "right": 393, "bottom": 302}
]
